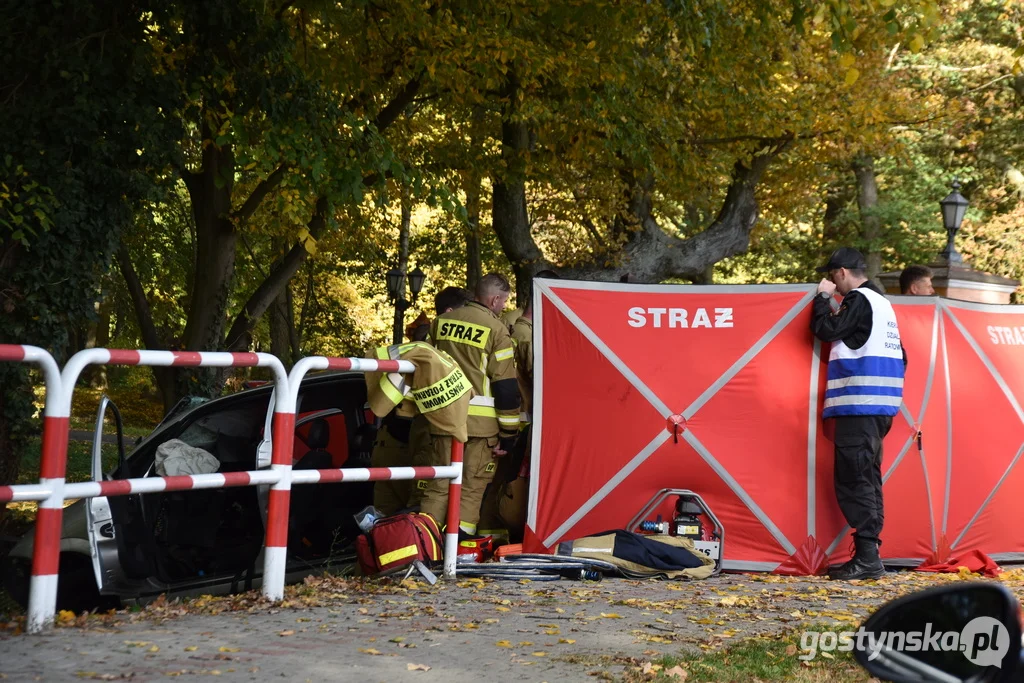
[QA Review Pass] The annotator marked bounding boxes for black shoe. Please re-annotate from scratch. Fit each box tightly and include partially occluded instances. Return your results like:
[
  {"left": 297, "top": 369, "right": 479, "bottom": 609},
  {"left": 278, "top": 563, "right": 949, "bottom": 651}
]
[{"left": 829, "top": 537, "right": 885, "bottom": 580}]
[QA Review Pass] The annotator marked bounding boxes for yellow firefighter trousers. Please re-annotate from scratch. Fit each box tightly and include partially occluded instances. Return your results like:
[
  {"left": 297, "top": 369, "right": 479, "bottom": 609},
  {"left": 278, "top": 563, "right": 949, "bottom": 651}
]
[
  {"left": 370, "top": 415, "right": 431, "bottom": 516},
  {"left": 417, "top": 434, "right": 498, "bottom": 534}
]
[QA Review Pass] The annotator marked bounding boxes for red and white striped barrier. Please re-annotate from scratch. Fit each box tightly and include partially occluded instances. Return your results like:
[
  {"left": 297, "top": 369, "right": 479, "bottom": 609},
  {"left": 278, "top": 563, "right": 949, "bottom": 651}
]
[
  {"left": 0, "top": 345, "right": 65, "bottom": 634},
  {"left": 2, "top": 347, "right": 467, "bottom": 631},
  {"left": 27, "top": 349, "right": 288, "bottom": 633},
  {"left": 263, "top": 355, "right": 465, "bottom": 596}
]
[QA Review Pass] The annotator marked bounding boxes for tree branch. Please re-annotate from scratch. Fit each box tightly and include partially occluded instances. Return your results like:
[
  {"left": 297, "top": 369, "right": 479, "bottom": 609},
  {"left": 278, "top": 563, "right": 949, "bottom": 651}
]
[
  {"left": 230, "top": 163, "right": 289, "bottom": 225},
  {"left": 223, "top": 197, "right": 329, "bottom": 352},
  {"left": 116, "top": 245, "right": 164, "bottom": 351},
  {"left": 372, "top": 71, "right": 424, "bottom": 132}
]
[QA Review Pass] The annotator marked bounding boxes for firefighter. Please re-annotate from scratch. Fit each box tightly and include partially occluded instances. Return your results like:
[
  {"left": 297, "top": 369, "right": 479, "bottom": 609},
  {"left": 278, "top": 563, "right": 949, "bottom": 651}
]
[
  {"left": 414, "top": 273, "right": 521, "bottom": 536},
  {"left": 365, "top": 340, "right": 471, "bottom": 516},
  {"left": 811, "top": 247, "right": 907, "bottom": 581},
  {"left": 370, "top": 287, "right": 472, "bottom": 515},
  {"left": 479, "top": 271, "right": 558, "bottom": 542}
]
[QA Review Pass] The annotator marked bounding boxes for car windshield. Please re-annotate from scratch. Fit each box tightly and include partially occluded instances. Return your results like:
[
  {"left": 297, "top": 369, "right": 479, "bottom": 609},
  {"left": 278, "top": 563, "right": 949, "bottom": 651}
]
[{"left": 123, "top": 390, "right": 271, "bottom": 477}]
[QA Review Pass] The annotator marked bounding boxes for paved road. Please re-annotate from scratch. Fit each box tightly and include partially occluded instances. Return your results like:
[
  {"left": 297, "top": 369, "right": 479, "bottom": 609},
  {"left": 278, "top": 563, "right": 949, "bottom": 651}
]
[{"left": 0, "top": 570, "right": 982, "bottom": 682}]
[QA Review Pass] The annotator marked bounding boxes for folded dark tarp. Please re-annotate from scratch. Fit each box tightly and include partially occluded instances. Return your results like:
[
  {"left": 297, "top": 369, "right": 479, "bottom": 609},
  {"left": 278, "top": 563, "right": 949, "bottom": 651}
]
[{"left": 556, "top": 529, "right": 715, "bottom": 580}]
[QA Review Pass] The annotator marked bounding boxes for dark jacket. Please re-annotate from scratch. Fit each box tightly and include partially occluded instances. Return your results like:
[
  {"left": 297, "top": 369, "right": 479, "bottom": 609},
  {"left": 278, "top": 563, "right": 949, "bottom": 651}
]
[{"left": 810, "top": 280, "right": 908, "bottom": 367}]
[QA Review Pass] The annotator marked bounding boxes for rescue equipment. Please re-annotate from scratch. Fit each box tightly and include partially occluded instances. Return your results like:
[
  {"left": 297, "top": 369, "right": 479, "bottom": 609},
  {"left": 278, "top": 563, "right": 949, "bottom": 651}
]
[
  {"left": 627, "top": 489, "right": 724, "bottom": 576},
  {"left": 355, "top": 512, "right": 443, "bottom": 580}
]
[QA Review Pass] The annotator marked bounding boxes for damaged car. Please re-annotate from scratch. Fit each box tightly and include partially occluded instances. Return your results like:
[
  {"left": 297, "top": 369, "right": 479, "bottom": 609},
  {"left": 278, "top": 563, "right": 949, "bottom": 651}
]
[{"left": 2, "top": 371, "right": 380, "bottom": 612}]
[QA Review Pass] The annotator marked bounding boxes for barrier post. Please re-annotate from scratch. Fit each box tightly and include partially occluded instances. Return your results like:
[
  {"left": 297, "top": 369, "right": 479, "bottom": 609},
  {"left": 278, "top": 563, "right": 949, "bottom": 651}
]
[
  {"left": 443, "top": 439, "right": 464, "bottom": 579},
  {"left": 0, "top": 345, "right": 64, "bottom": 634},
  {"left": 260, "top": 368, "right": 299, "bottom": 601}
]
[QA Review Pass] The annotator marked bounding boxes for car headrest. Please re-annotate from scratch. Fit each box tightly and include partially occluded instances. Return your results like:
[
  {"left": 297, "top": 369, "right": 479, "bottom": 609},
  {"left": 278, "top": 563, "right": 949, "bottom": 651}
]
[{"left": 306, "top": 418, "right": 330, "bottom": 450}]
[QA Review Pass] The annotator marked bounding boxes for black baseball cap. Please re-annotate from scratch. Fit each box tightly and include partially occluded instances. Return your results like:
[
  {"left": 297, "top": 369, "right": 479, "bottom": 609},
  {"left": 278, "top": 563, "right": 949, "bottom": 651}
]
[{"left": 816, "top": 247, "right": 867, "bottom": 273}]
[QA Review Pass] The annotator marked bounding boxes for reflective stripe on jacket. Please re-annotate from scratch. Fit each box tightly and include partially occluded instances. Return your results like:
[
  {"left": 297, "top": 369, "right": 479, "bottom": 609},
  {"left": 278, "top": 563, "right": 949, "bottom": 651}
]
[{"left": 824, "top": 287, "right": 905, "bottom": 418}]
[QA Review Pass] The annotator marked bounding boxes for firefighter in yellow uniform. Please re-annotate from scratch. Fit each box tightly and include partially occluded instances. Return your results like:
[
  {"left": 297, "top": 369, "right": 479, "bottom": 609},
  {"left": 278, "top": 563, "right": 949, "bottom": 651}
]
[
  {"left": 365, "top": 342, "right": 471, "bottom": 516},
  {"left": 414, "top": 273, "right": 521, "bottom": 536},
  {"left": 479, "top": 271, "right": 556, "bottom": 542},
  {"left": 368, "top": 288, "right": 472, "bottom": 515}
]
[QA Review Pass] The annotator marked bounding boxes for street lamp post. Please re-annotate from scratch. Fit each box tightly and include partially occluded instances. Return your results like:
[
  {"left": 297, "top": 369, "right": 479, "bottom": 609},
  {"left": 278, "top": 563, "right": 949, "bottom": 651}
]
[
  {"left": 938, "top": 179, "right": 970, "bottom": 265},
  {"left": 386, "top": 266, "right": 427, "bottom": 345}
]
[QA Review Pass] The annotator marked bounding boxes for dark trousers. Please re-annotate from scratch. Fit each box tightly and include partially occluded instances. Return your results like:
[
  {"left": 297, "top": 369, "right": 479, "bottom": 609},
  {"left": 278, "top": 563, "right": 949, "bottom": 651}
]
[{"left": 831, "top": 414, "right": 893, "bottom": 545}]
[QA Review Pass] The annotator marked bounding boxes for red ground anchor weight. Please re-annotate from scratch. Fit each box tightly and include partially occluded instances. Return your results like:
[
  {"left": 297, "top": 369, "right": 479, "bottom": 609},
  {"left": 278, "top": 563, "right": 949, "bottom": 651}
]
[
  {"left": 666, "top": 414, "right": 686, "bottom": 443},
  {"left": 774, "top": 536, "right": 829, "bottom": 576}
]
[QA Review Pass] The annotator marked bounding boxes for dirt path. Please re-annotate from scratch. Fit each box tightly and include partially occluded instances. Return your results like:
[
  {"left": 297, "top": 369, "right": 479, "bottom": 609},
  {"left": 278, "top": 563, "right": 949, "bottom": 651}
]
[{"left": 2, "top": 570, "right": 999, "bottom": 682}]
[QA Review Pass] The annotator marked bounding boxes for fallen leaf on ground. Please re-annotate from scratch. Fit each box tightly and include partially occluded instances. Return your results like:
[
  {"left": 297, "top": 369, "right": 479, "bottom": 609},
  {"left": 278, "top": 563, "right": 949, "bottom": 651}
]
[
  {"left": 600, "top": 613, "right": 623, "bottom": 619},
  {"left": 559, "top": 639, "right": 576, "bottom": 644},
  {"left": 407, "top": 664, "right": 431, "bottom": 671},
  {"left": 184, "top": 646, "right": 198, "bottom": 652},
  {"left": 218, "top": 647, "right": 239, "bottom": 653},
  {"left": 359, "top": 648, "right": 382, "bottom": 655},
  {"left": 278, "top": 630, "right": 295, "bottom": 637},
  {"left": 665, "top": 665, "right": 688, "bottom": 679},
  {"left": 495, "top": 641, "right": 512, "bottom": 648},
  {"left": 532, "top": 652, "right": 547, "bottom": 657},
  {"left": 785, "top": 644, "right": 798, "bottom": 656}
]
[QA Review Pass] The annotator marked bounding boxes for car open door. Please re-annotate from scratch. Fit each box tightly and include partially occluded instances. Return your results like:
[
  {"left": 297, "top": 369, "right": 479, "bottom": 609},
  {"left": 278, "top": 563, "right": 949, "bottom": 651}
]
[{"left": 85, "top": 395, "right": 128, "bottom": 595}]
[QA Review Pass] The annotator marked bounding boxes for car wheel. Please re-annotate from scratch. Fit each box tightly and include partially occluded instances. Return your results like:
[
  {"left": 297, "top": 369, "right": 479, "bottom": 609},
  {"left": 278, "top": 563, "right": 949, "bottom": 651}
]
[{"left": 55, "top": 552, "right": 119, "bottom": 614}]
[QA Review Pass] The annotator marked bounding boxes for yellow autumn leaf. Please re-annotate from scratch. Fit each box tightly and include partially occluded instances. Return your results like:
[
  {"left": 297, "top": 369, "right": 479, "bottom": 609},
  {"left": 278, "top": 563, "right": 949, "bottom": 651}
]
[
  {"left": 544, "top": 629, "right": 558, "bottom": 635},
  {"left": 838, "top": 53, "right": 855, "bottom": 69},
  {"left": 600, "top": 612, "right": 623, "bottom": 619},
  {"left": 559, "top": 638, "right": 576, "bottom": 644},
  {"left": 495, "top": 640, "right": 512, "bottom": 648},
  {"left": 496, "top": 606, "right": 510, "bottom": 612},
  {"left": 148, "top": 645, "right": 159, "bottom": 653},
  {"left": 532, "top": 652, "right": 547, "bottom": 657},
  {"left": 845, "top": 68, "right": 860, "bottom": 86},
  {"left": 219, "top": 647, "right": 239, "bottom": 652},
  {"left": 184, "top": 646, "right": 198, "bottom": 652},
  {"left": 57, "top": 610, "right": 76, "bottom": 626},
  {"left": 359, "top": 648, "right": 382, "bottom": 655},
  {"left": 909, "top": 33, "right": 925, "bottom": 53},
  {"left": 519, "top": 641, "right": 533, "bottom": 646}
]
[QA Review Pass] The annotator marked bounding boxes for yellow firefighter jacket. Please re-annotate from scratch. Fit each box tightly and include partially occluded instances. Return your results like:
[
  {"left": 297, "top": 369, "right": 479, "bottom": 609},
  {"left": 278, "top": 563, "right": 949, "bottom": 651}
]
[
  {"left": 364, "top": 341, "right": 471, "bottom": 443},
  {"left": 511, "top": 315, "right": 533, "bottom": 427},
  {"left": 429, "top": 301, "right": 520, "bottom": 438}
]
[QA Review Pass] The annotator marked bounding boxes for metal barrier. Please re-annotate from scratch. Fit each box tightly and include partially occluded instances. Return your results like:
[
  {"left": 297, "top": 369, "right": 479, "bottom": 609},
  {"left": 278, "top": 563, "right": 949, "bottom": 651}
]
[
  {"left": 0, "top": 347, "right": 465, "bottom": 633},
  {"left": 284, "top": 356, "right": 464, "bottom": 582},
  {"left": 0, "top": 345, "right": 65, "bottom": 635}
]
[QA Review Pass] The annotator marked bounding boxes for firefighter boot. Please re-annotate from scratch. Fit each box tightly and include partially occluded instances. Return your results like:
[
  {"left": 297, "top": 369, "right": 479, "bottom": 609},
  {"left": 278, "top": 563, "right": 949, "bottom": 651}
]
[{"left": 828, "top": 537, "right": 885, "bottom": 581}]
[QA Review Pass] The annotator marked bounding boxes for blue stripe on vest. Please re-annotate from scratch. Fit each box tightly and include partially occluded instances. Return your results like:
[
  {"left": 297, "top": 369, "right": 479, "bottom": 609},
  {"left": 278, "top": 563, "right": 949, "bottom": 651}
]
[
  {"left": 824, "top": 404, "right": 900, "bottom": 417},
  {"left": 825, "top": 385, "right": 903, "bottom": 399},
  {"left": 826, "top": 356, "right": 904, "bottom": 380}
]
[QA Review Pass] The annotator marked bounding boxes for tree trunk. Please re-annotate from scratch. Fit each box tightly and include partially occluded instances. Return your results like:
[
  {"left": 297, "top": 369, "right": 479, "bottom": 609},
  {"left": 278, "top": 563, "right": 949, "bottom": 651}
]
[
  {"left": 116, "top": 244, "right": 178, "bottom": 414},
  {"left": 852, "top": 154, "right": 883, "bottom": 278},
  {"left": 823, "top": 179, "right": 851, "bottom": 246},
  {"left": 491, "top": 70, "right": 543, "bottom": 304},
  {"left": 465, "top": 176, "right": 482, "bottom": 290},
  {"left": 181, "top": 124, "right": 237, "bottom": 357},
  {"left": 489, "top": 138, "right": 793, "bottom": 285},
  {"left": 269, "top": 286, "right": 292, "bottom": 368},
  {"left": 398, "top": 183, "right": 412, "bottom": 272},
  {"left": 223, "top": 197, "right": 328, "bottom": 353}
]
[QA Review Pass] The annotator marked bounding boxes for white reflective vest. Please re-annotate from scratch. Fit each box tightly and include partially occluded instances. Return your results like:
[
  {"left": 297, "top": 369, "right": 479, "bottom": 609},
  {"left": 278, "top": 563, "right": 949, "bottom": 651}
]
[{"left": 824, "top": 287, "right": 905, "bottom": 418}]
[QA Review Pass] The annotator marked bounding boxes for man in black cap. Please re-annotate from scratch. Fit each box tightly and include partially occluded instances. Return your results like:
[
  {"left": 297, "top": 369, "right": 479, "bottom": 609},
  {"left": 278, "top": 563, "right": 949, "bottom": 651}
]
[{"left": 811, "top": 247, "right": 907, "bottom": 580}]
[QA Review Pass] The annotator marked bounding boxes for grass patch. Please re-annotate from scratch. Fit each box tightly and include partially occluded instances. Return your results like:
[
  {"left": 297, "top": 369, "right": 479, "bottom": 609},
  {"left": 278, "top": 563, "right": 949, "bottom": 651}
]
[
  {"left": 627, "top": 625, "right": 872, "bottom": 683},
  {"left": 15, "top": 437, "right": 122, "bottom": 485}
]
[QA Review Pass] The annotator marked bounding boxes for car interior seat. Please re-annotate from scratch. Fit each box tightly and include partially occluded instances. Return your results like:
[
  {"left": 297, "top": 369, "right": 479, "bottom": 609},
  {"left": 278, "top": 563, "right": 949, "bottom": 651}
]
[{"left": 289, "top": 419, "right": 336, "bottom": 555}]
